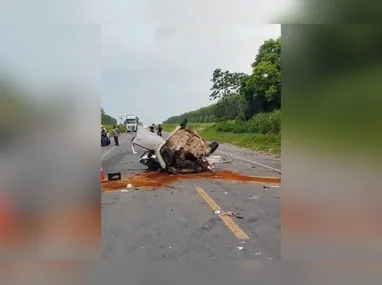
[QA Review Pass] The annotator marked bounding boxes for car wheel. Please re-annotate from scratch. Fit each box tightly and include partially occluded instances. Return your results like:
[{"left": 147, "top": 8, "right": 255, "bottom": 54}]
[
  {"left": 160, "top": 147, "right": 174, "bottom": 166},
  {"left": 209, "top": 141, "right": 219, "bottom": 154}
]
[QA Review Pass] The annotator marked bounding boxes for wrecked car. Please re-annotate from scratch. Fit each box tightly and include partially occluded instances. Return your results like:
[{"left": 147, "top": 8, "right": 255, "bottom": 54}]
[{"left": 131, "top": 120, "right": 220, "bottom": 173}]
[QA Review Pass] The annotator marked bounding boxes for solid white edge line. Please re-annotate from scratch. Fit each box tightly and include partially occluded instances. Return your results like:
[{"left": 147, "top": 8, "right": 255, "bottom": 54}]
[
  {"left": 101, "top": 134, "right": 132, "bottom": 159},
  {"left": 216, "top": 150, "right": 281, "bottom": 173}
]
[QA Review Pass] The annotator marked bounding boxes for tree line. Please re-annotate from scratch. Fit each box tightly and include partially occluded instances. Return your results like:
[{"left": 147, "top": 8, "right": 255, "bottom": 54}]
[
  {"left": 101, "top": 107, "right": 117, "bottom": 125},
  {"left": 163, "top": 37, "right": 281, "bottom": 124}
]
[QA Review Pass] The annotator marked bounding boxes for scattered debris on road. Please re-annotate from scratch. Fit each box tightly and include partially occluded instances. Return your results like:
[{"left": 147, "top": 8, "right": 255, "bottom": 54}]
[
  {"left": 225, "top": 211, "right": 243, "bottom": 219},
  {"left": 263, "top": 184, "right": 280, "bottom": 189},
  {"left": 248, "top": 194, "right": 260, "bottom": 200},
  {"left": 213, "top": 209, "right": 222, "bottom": 215},
  {"left": 108, "top": 172, "right": 122, "bottom": 181},
  {"left": 237, "top": 247, "right": 244, "bottom": 251},
  {"left": 127, "top": 184, "right": 132, "bottom": 189},
  {"left": 121, "top": 189, "right": 129, "bottom": 193},
  {"left": 101, "top": 170, "right": 280, "bottom": 192}
]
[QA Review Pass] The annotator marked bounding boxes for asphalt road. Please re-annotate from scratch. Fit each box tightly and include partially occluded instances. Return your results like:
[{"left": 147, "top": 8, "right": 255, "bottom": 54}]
[{"left": 101, "top": 132, "right": 281, "bottom": 260}]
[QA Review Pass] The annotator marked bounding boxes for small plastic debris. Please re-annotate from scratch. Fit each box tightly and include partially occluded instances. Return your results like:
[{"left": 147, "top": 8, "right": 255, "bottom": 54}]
[
  {"left": 225, "top": 211, "right": 243, "bottom": 219},
  {"left": 248, "top": 195, "right": 260, "bottom": 200},
  {"left": 263, "top": 185, "right": 269, "bottom": 189},
  {"left": 134, "top": 188, "right": 139, "bottom": 190},
  {"left": 213, "top": 209, "right": 222, "bottom": 215},
  {"left": 224, "top": 192, "right": 228, "bottom": 194},
  {"left": 121, "top": 189, "right": 129, "bottom": 193},
  {"left": 270, "top": 185, "right": 279, "bottom": 188},
  {"left": 127, "top": 184, "right": 132, "bottom": 189},
  {"left": 237, "top": 247, "right": 244, "bottom": 251},
  {"left": 240, "top": 241, "right": 246, "bottom": 244}
]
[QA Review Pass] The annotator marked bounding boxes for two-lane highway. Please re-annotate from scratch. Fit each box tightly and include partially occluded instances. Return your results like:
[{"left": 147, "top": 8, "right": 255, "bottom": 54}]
[{"left": 101, "top": 132, "right": 281, "bottom": 260}]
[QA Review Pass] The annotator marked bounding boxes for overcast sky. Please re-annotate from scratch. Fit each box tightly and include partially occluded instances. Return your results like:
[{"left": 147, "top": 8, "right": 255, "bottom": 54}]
[
  {"left": 102, "top": 24, "right": 281, "bottom": 124},
  {"left": 100, "top": 0, "right": 286, "bottom": 124},
  {"left": 0, "top": 0, "right": 288, "bottom": 125}
]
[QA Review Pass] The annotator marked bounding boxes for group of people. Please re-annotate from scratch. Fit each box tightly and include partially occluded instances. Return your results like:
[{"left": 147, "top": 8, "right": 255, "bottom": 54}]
[
  {"left": 102, "top": 123, "right": 162, "bottom": 148},
  {"left": 149, "top": 124, "right": 162, "bottom": 137},
  {"left": 101, "top": 124, "right": 120, "bottom": 146}
]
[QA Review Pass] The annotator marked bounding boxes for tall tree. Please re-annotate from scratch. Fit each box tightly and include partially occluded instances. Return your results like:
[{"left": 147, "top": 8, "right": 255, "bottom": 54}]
[
  {"left": 209, "top": 68, "right": 247, "bottom": 100},
  {"left": 250, "top": 38, "right": 281, "bottom": 103}
]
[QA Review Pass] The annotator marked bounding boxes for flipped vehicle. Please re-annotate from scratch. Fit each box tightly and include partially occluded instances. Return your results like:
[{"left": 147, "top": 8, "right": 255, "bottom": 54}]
[{"left": 131, "top": 120, "right": 220, "bottom": 173}]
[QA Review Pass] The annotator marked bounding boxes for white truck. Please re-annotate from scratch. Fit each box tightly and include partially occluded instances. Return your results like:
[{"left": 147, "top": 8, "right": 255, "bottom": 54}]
[{"left": 124, "top": 115, "right": 139, "bottom": 132}]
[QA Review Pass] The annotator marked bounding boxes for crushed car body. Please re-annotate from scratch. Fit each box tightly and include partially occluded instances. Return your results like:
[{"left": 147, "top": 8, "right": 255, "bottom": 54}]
[{"left": 131, "top": 120, "right": 220, "bottom": 173}]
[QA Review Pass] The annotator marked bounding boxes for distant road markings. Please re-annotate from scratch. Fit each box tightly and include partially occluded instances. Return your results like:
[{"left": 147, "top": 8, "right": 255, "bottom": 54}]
[
  {"left": 216, "top": 150, "right": 281, "bottom": 173},
  {"left": 101, "top": 134, "right": 131, "bottom": 159},
  {"left": 195, "top": 187, "right": 249, "bottom": 240}
]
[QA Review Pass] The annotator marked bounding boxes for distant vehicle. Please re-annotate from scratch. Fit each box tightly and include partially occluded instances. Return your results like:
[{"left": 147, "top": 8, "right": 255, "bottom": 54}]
[{"left": 124, "top": 115, "right": 139, "bottom": 132}]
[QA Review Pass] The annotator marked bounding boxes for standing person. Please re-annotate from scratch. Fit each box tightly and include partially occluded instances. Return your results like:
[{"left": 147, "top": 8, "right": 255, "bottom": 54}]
[
  {"left": 112, "top": 124, "right": 120, "bottom": 146},
  {"left": 149, "top": 124, "right": 155, "bottom": 133},
  {"left": 157, "top": 124, "right": 163, "bottom": 137}
]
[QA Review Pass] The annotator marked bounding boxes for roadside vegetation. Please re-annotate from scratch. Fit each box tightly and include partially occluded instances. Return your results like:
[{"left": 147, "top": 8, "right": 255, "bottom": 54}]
[
  {"left": 163, "top": 38, "right": 281, "bottom": 156},
  {"left": 101, "top": 108, "right": 126, "bottom": 133}
]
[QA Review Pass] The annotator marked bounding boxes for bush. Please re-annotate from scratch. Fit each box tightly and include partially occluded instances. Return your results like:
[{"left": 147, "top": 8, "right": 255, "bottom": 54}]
[
  {"left": 205, "top": 110, "right": 280, "bottom": 135},
  {"left": 214, "top": 121, "right": 248, "bottom": 134},
  {"left": 248, "top": 110, "right": 280, "bottom": 135}
]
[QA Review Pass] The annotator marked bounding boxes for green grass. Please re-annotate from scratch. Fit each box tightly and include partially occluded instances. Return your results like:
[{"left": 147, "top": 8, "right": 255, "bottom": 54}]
[
  {"left": 162, "top": 123, "right": 215, "bottom": 132},
  {"left": 200, "top": 127, "right": 280, "bottom": 156},
  {"left": 162, "top": 122, "right": 280, "bottom": 156},
  {"left": 103, "top": 124, "right": 127, "bottom": 133}
]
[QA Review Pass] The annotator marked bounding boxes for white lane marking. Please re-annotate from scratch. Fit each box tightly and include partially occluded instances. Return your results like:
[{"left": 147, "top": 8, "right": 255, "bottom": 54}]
[
  {"left": 101, "top": 134, "right": 132, "bottom": 159},
  {"left": 216, "top": 150, "right": 281, "bottom": 173}
]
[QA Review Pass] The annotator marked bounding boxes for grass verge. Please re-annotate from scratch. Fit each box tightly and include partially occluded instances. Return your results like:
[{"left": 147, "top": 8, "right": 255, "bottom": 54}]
[
  {"left": 162, "top": 123, "right": 280, "bottom": 156},
  {"left": 162, "top": 123, "right": 214, "bottom": 132},
  {"left": 103, "top": 124, "right": 127, "bottom": 133},
  {"left": 200, "top": 127, "right": 280, "bottom": 156}
]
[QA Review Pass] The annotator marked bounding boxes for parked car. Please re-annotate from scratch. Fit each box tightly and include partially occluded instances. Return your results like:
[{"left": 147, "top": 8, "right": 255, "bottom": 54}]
[{"left": 131, "top": 119, "right": 220, "bottom": 173}]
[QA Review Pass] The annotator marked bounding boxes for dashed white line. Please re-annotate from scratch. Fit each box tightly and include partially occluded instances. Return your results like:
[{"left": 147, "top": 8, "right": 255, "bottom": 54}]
[{"left": 216, "top": 150, "right": 281, "bottom": 173}]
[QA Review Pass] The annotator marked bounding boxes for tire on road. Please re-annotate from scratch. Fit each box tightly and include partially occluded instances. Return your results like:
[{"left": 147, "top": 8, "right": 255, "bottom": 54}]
[{"left": 209, "top": 141, "right": 219, "bottom": 155}]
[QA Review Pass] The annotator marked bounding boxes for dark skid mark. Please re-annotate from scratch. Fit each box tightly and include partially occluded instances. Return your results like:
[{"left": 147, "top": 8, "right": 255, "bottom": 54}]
[{"left": 101, "top": 170, "right": 281, "bottom": 192}]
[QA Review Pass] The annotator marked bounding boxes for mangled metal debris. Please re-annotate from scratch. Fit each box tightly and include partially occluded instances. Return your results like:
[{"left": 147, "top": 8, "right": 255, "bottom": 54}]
[{"left": 131, "top": 119, "right": 220, "bottom": 174}]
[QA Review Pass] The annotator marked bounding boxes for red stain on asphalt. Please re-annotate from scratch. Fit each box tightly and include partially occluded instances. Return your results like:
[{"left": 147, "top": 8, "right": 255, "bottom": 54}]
[{"left": 101, "top": 170, "right": 280, "bottom": 192}]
